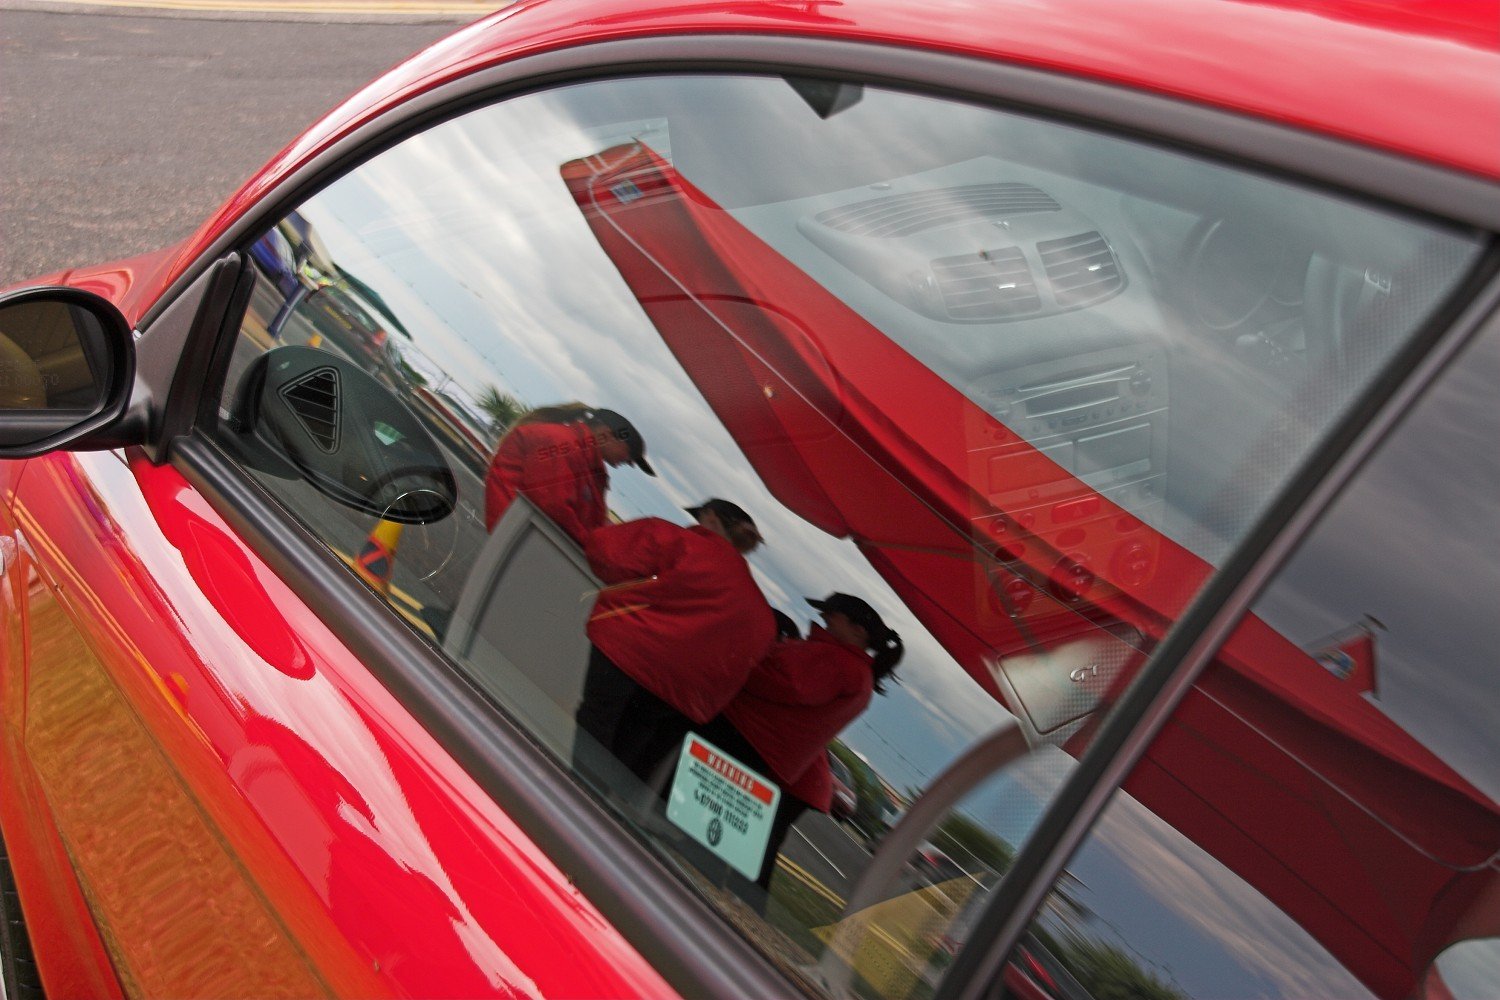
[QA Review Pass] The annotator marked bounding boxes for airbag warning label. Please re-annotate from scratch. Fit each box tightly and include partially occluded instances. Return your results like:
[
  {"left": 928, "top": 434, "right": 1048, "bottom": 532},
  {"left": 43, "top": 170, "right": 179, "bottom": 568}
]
[{"left": 667, "top": 734, "right": 779, "bottom": 880}]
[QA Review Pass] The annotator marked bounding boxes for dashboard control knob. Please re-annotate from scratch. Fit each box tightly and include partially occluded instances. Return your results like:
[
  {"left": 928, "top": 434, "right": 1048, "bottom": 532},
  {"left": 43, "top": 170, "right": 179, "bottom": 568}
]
[{"left": 1048, "top": 554, "right": 1095, "bottom": 602}]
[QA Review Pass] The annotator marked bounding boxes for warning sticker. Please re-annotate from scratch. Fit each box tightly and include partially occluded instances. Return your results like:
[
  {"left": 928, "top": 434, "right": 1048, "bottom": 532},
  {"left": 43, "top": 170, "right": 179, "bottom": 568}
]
[{"left": 666, "top": 733, "right": 780, "bottom": 880}]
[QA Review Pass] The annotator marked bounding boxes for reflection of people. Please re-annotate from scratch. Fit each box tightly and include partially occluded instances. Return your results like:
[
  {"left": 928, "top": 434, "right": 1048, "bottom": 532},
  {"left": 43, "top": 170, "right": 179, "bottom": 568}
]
[
  {"left": 574, "top": 499, "right": 775, "bottom": 784},
  {"left": 698, "top": 592, "right": 904, "bottom": 894},
  {"left": 771, "top": 609, "right": 801, "bottom": 642},
  {"left": 483, "top": 404, "right": 655, "bottom": 542},
  {"left": 356, "top": 404, "right": 651, "bottom": 621}
]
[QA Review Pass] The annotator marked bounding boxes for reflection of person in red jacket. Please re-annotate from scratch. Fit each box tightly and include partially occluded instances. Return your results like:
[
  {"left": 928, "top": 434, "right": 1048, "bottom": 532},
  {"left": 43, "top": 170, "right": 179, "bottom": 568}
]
[
  {"left": 699, "top": 593, "right": 904, "bottom": 895},
  {"left": 482, "top": 404, "right": 654, "bottom": 542},
  {"left": 574, "top": 499, "right": 774, "bottom": 784}
]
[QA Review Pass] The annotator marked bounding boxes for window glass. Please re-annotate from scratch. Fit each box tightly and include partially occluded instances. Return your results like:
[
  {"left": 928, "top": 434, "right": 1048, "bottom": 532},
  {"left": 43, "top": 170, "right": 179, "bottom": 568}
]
[
  {"left": 209, "top": 74, "right": 1484, "bottom": 996},
  {"left": 1004, "top": 321, "right": 1500, "bottom": 999}
]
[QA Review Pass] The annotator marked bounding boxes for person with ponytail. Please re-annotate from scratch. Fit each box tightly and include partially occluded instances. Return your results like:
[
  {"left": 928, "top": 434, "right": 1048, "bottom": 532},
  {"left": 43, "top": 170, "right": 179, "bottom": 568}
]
[
  {"left": 696, "top": 592, "right": 903, "bottom": 898},
  {"left": 482, "top": 402, "right": 654, "bottom": 543}
]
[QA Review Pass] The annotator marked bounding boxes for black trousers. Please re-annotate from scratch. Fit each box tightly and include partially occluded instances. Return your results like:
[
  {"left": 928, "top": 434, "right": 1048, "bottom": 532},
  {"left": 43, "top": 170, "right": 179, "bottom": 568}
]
[
  {"left": 573, "top": 653, "right": 810, "bottom": 903},
  {"left": 694, "top": 715, "right": 811, "bottom": 894},
  {"left": 574, "top": 646, "right": 694, "bottom": 786}
]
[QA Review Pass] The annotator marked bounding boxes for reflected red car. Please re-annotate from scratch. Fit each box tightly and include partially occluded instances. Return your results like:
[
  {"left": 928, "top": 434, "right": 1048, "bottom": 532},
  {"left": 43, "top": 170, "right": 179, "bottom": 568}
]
[
  {"left": 828, "top": 750, "right": 857, "bottom": 822},
  {"left": 0, "top": 2, "right": 1496, "bottom": 998}
]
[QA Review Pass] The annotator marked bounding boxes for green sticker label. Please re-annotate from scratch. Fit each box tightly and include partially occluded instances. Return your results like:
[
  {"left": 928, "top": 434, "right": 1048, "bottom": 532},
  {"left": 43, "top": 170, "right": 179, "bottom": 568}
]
[
  {"left": 372, "top": 421, "right": 404, "bottom": 446},
  {"left": 666, "top": 734, "right": 780, "bottom": 880}
]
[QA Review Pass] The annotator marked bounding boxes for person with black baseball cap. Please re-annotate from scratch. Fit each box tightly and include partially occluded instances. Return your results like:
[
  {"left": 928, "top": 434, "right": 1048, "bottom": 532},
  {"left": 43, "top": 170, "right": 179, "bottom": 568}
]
[
  {"left": 682, "top": 498, "right": 763, "bottom": 555},
  {"left": 573, "top": 498, "right": 775, "bottom": 784},
  {"left": 483, "top": 403, "right": 654, "bottom": 543},
  {"left": 695, "top": 592, "right": 903, "bottom": 899}
]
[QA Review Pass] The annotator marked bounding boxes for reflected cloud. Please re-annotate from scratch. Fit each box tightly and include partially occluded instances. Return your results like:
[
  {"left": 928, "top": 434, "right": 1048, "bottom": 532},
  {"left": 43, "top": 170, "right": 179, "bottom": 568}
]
[
  {"left": 1252, "top": 341, "right": 1500, "bottom": 802},
  {"left": 1077, "top": 788, "right": 1368, "bottom": 998}
]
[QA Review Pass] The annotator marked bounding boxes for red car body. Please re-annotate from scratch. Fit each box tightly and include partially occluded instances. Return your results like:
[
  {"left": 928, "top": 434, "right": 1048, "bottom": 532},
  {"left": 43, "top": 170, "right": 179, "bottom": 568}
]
[{"left": 2, "top": 1, "right": 1497, "bottom": 997}]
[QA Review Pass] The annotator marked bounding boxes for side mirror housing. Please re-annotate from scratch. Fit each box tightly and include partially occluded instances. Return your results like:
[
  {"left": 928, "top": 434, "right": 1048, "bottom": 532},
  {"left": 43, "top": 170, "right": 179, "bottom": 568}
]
[{"left": 0, "top": 286, "right": 138, "bottom": 456}]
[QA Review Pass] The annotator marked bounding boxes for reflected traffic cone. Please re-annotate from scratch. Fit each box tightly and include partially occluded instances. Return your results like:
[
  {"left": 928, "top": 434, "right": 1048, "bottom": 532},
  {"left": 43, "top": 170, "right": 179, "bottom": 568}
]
[{"left": 355, "top": 519, "right": 403, "bottom": 596}]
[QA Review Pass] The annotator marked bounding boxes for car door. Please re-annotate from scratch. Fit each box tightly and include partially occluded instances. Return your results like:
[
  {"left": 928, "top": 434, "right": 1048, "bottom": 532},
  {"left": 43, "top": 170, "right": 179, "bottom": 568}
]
[
  {"left": 11, "top": 449, "right": 337, "bottom": 997},
  {"left": 10, "top": 438, "right": 677, "bottom": 996},
  {"left": 7, "top": 39, "right": 1495, "bottom": 1000}
]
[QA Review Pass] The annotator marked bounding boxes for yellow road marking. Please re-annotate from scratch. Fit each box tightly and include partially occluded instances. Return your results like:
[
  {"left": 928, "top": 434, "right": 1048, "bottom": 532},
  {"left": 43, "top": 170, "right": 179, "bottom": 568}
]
[
  {"left": 331, "top": 549, "right": 436, "bottom": 638},
  {"left": 775, "top": 855, "right": 846, "bottom": 909}
]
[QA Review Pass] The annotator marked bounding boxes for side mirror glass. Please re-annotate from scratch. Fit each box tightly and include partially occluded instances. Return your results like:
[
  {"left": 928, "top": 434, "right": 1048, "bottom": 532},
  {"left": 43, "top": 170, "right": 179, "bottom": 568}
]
[
  {"left": 227, "top": 345, "right": 457, "bottom": 524},
  {"left": 0, "top": 287, "right": 136, "bottom": 455}
]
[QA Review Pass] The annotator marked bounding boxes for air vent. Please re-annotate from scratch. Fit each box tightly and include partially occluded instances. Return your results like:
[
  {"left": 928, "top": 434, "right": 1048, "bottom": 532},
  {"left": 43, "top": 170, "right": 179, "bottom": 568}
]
[
  {"left": 280, "top": 366, "right": 341, "bottom": 453},
  {"left": 932, "top": 247, "right": 1042, "bottom": 320},
  {"left": 816, "top": 184, "right": 1060, "bottom": 238},
  {"left": 1038, "top": 231, "right": 1124, "bottom": 309}
]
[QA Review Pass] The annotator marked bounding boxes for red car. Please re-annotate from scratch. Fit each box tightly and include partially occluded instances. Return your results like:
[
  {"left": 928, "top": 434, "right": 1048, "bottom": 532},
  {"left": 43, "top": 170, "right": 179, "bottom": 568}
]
[
  {"left": 828, "top": 749, "right": 857, "bottom": 822},
  {"left": 1, "top": 1, "right": 1496, "bottom": 998}
]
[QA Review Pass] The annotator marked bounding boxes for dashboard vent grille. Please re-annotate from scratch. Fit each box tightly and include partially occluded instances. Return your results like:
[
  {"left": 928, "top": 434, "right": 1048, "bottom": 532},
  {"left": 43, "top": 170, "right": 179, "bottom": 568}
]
[
  {"left": 932, "top": 247, "right": 1042, "bottom": 320},
  {"left": 1038, "top": 231, "right": 1124, "bottom": 308},
  {"left": 280, "top": 366, "right": 341, "bottom": 453},
  {"left": 817, "top": 184, "right": 1060, "bottom": 238}
]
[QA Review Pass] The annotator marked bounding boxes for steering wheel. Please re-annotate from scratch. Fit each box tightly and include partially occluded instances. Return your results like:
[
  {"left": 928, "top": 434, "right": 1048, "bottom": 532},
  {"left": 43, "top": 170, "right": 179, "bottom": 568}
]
[
  {"left": 1184, "top": 218, "right": 1283, "bottom": 332},
  {"left": 810, "top": 720, "right": 1031, "bottom": 997}
]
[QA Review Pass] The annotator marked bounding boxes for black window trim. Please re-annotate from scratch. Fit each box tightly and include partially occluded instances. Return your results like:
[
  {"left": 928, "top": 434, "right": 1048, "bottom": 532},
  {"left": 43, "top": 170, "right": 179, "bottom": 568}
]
[{"left": 142, "top": 32, "right": 1500, "bottom": 999}]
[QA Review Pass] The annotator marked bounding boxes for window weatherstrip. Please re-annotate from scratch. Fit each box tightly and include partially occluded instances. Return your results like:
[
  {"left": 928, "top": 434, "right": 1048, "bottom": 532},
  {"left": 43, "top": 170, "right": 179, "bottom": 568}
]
[{"left": 135, "top": 34, "right": 1500, "bottom": 341}]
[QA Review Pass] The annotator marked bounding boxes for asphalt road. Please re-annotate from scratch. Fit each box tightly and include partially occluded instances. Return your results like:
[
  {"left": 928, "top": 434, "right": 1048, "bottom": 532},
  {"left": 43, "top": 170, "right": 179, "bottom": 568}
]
[{"left": 0, "top": 7, "right": 457, "bottom": 287}]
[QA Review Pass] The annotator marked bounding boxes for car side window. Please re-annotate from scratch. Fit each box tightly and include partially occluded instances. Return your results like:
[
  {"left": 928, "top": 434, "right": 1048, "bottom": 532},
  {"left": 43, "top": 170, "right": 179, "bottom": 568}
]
[
  {"left": 1000, "top": 320, "right": 1500, "bottom": 999},
  {"left": 206, "top": 74, "right": 1484, "bottom": 996}
]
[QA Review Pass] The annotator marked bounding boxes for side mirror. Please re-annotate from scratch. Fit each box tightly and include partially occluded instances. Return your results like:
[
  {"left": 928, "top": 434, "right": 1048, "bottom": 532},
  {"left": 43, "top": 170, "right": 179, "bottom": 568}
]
[
  {"left": 0, "top": 286, "right": 136, "bottom": 456},
  {"left": 227, "top": 345, "right": 457, "bottom": 524}
]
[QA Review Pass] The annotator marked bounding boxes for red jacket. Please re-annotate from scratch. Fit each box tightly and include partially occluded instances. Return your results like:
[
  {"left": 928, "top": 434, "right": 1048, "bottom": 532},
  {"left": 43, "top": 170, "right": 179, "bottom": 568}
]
[
  {"left": 586, "top": 520, "right": 775, "bottom": 724},
  {"left": 785, "top": 754, "right": 834, "bottom": 812},
  {"left": 483, "top": 421, "right": 608, "bottom": 542},
  {"left": 723, "top": 626, "right": 873, "bottom": 799}
]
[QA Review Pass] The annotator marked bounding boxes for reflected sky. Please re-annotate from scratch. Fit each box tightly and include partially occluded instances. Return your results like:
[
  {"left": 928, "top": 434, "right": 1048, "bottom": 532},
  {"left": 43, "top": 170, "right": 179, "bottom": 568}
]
[
  {"left": 1065, "top": 783, "right": 1370, "bottom": 999},
  {"left": 1253, "top": 324, "right": 1500, "bottom": 803}
]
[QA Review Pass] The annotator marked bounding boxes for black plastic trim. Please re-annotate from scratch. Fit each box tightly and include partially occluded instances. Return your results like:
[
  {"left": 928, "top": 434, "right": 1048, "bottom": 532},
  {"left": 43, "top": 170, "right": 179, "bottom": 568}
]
[
  {"left": 197, "top": 263, "right": 256, "bottom": 433},
  {"left": 131, "top": 262, "right": 226, "bottom": 462},
  {"left": 169, "top": 432, "right": 799, "bottom": 999},
  {"left": 935, "top": 245, "right": 1500, "bottom": 1000},
  {"left": 158, "top": 254, "right": 250, "bottom": 447}
]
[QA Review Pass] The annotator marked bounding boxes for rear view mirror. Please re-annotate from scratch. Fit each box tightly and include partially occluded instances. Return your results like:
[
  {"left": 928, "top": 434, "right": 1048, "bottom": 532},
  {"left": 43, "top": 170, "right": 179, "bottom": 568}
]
[
  {"left": 0, "top": 286, "right": 136, "bottom": 455},
  {"left": 228, "top": 345, "right": 457, "bottom": 524}
]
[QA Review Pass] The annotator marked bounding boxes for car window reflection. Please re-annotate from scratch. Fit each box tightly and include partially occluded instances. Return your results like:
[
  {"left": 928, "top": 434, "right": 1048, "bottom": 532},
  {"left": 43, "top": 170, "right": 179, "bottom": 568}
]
[{"left": 215, "top": 75, "right": 1486, "bottom": 999}]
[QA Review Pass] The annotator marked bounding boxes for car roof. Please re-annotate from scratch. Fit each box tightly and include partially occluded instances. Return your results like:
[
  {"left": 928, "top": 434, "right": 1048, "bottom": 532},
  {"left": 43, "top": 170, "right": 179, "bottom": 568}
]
[
  {"left": 153, "top": 0, "right": 1493, "bottom": 322},
  {"left": 319, "top": 0, "right": 1500, "bottom": 179}
]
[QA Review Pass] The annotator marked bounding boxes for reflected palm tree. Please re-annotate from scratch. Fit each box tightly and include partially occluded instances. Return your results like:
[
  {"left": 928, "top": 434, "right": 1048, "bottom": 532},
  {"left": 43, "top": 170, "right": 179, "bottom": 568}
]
[{"left": 476, "top": 385, "right": 527, "bottom": 436}]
